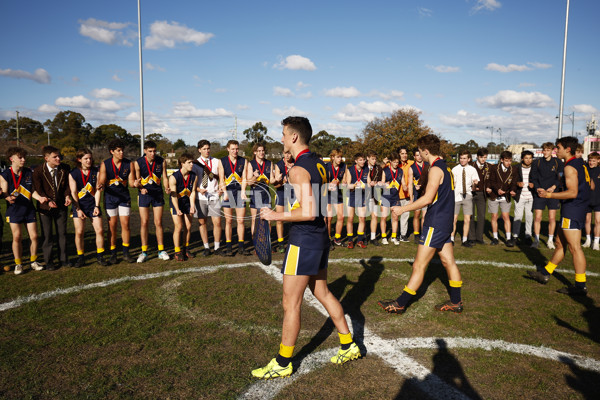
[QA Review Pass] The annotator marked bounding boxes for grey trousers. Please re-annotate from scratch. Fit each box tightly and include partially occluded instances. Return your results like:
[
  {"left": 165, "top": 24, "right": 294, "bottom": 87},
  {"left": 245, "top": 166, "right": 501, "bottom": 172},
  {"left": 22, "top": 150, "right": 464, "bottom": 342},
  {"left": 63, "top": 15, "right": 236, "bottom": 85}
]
[{"left": 468, "top": 192, "right": 487, "bottom": 242}]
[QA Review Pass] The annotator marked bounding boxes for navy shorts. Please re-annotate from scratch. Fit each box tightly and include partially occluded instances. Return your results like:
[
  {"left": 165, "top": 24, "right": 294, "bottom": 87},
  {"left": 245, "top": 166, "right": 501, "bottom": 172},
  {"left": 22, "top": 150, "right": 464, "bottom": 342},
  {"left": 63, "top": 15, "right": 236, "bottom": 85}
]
[
  {"left": 420, "top": 226, "right": 452, "bottom": 249},
  {"left": 105, "top": 194, "right": 131, "bottom": 210},
  {"left": 381, "top": 196, "right": 400, "bottom": 208},
  {"left": 588, "top": 204, "right": 600, "bottom": 213},
  {"left": 249, "top": 186, "right": 271, "bottom": 209},
  {"left": 560, "top": 216, "right": 584, "bottom": 230},
  {"left": 533, "top": 196, "right": 560, "bottom": 210},
  {"left": 5, "top": 207, "right": 36, "bottom": 224},
  {"left": 72, "top": 202, "right": 101, "bottom": 219},
  {"left": 138, "top": 192, "right": 164, "bottom": 208},
  {"left": 281, "top": 245, "right": 329, "bottom": 276},
  {"left": 349, "top": 191, "right": 366, "bottom": 208},
  {"left": 171, "top": 199, "right": 192, "bottom": 215},
  {"left": 275, "top": 190, "right": 285, "bottom": 207},
  {"left": 222, "top": 188, "right": 245, "bottom": 209}
]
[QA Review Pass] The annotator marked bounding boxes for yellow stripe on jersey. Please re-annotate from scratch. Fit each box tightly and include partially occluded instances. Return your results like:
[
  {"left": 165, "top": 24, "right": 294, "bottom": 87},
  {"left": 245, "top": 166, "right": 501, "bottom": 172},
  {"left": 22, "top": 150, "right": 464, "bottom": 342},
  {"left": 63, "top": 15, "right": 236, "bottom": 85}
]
[
  {"left": 109, "top": 177, "right": 124, "bottom": 186},
  {"left": 256, "top": 174, "right": 269, "bottom": 184},
  {"left": 388, "top": 180, "right": 400, "bottom": 190},
  {"left": 141, "top": 172, "right": 160, "bottom": 186},
  {"left": 78, "top": 182, "right": 95, "bottom": 199},
  {"left": 561, "top": 217, "right": 571, "bottom": 229},
  {"left": 225, "top": 172, "right": 242, "bottom": 185},
  {"left": 178, "top": 188, "right": 191, "bottom": 198},
  {"left": 424, "top": 227, "right": 435, "bottom": 247},
  {"left": 12, "top": 185, "right": 32, "bottom": 200},
  {"left": 284, "top": 245, "right": 300, "bottom": 275}
]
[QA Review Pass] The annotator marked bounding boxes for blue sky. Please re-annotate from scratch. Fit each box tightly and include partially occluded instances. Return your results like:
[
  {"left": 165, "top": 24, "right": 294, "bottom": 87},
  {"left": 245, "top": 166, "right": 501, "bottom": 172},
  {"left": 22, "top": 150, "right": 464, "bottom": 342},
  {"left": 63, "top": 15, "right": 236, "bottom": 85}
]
[{"left": 1, "top": 0, "right": 598, "bottom": 147}]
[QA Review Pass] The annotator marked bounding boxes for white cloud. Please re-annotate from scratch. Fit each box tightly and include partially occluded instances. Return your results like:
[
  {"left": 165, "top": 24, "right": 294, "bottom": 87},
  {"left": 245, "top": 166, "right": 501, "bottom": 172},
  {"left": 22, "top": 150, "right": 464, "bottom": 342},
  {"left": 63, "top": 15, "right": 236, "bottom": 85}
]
[
  {"left": 112, "top": 74, "right": 122, "bottom": 82},
  {"left": 0, "top": 68, "right": 51, "bottom": 84},
  {"left": 572, "top": 104, "right": 598, "bottom": 114},
  {"left": 427, "top": 65, "right": 460, "bottom": 73},
  {"left": 145, "top": 21, "right": 214, "bottom": 50},
  {"left": 95, "top": 100, "right": 123, "bottom": 112},
  {"left": 273, "top": 86, "right": 294, "bottom": 97},
  {"left": 145, "top": 62, "right": 165, "bottom": 72},
  {"left": 369, "top": 90, "right": 405, "bottom": 100},
  {"left": 471, "top": 0, "right": 502, "bottom": 14},
  {"left": 38, "top": 104, "right": 60, "bottom": 113},
  {"left": 485, "top": 62, "right": 552, "bottom": 73},
  {"left": 90, "top": 88, "right": 124, "bottom": 99},
  {"left": 273, "top": 55, "right": 317, "bottom": 71},
  {"left": 272, "top": 106, "right": 308, "bottom": 117},
  {"left": 215, "top": 88, "right": 228, "bottom": 93},
  {"left": 237, "top": 104, "right": 250, "bottom": 110},
  {"left": 333, "top": 101, "right": 404, "bottom": 122},
  {"left": 418, "top": 7, "right": 433, "bottom": 17},
  {"left": 172, "top": 101, "right": 233, "bottom": 118},
  {"left": 296, "top": 81, "right": 310, "bottom": 89},
  {"left": 298, "top": 91, "right": 313, "bottom": 99},
  {"left": 55, "top": 95, "right": 92, "bottom": 108},
  {"left": 477, "top": 90, "right": 554, "bottom": 109},
  {"left": 78, "top": 18, "right": 133, "bottom": 46},
  {"left": 324, "top": 86, "right": 361, "bottom": 98}
]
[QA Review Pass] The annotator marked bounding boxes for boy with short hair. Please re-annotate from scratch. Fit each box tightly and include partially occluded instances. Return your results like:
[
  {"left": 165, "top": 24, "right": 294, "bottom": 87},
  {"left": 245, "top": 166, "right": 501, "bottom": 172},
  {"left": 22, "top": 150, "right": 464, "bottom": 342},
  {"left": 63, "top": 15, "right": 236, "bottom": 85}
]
[
  {"left": 486, "top": 151, "right": 518, "bottom": 246},
  {"left": 468, "top": 148, "right": 491, "bottom": 245},
  {"left": 326, "top": 149, "right": 346, "bottom": 246},
  {"left": 583, "top": 152, "right": 600, "bottom": 250},
  {"left": 133, "top": 140, "right": 170, "bottom": 262},
  {"left": 512, "top": 150, "right": 535, "bottom": 244},
  {"left": 98, "top": 139, "right": 136, "bottom": 264},
  {"left": 194, "top": 139, "right": 222, "bottom": 256},
  {"left": 408, "top": 148, "right": 429, "bottom": 243},
  {"left": 169, "top": 153, "right": 198, "bottom": 261},
  {"left": 0, "top": 147, "right": 47, "bottom": 274},
  {"left": 451, "top": 150, "right": 479, "bottom": 247},
  {"left": 343, "top": 153, "right": 369, "bottom": 248},
  {"left": 244, "top": 143, "right": 274, "bottom": 237},
  {"left": 378, "top": 152, "right": 406, "bottom": 245},
  {"left": 273, "top": 150, "right": 294, "bottom": 252},
  {"left": 366, "top": 150, "right": 383, "bottom": 246},
  {"left": 397, "top": 146, "right": 413, "bottom": 241}
]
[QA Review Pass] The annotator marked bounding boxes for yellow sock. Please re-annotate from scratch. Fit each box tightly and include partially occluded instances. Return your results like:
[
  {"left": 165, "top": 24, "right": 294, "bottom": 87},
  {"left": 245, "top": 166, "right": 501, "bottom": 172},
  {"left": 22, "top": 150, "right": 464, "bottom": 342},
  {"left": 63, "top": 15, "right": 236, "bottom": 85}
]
[
  {"left": 392, "top": 233, "right": 397, "bottom": 238},
  {"left": 347, "top": 233, "right": 353, "bottom": 237},
  {"left": 15, "top": 258, "right": 21, "bottom": 265},
  {"left": 449, "top": 280, "right": 463, "bottom": 288},
  {"left": 575, "top": 273, "right": 586, "bottom": 283},
  {"left": 382, "top": 233, "right": 387, "bottom": 238},
  {"left": 97, "top": 248, "right": 105, "bottom": 254},
  {"left": 141, "top": 245, "right": 148, "bottom": 252},
  {"left": 278, "top": 238, "right": 284, "bottom": 242},
  {"left": 175, "top": 247, "right": 181, "bottom": 252},
  {"left": 335, "top": 233, "right": 341, "bottom": 239},
  {"left": 544, "top": 261, "right": 557, "bottom": 275},
  {"left": 122, "top": 243, "right": 129, "bottom": 248},
  {"left": 414, "top": 231, "right": 420, "bottom": 235},
  {"left": 279, "top": 343, "right": 294, "bottom": 358},
  {"left": 110, "top": 245, "right": 117, "bottom": 250},
  {"left": 158, "top": 244, "right": 164, "bottom": 251},
  {"left": 403, "top": 285, "right": 416, "bottom": 295},
  {"left": 338, "top": 332, "right": 353, "bottom": 345},
  {"left": 186, "top": 242, "right": 189, "bottom": 247},
  {"left": 77, "top": 250, "right": 84, "bottom": 256},
  {"left": 226, "top": 240, "right": 231, "bottom": 243},
  {"left": 357, "top": 231, "right": 364, "bottom": 235},
  {"left": 30, "top": 255, "right": 37, "bottom": 262}
]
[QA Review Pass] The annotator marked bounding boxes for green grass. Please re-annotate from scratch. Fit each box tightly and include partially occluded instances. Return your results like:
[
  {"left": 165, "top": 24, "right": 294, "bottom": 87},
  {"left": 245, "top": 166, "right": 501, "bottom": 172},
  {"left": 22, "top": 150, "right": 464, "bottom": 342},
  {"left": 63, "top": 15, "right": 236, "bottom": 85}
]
[{"left": 1, "top": 197, "right": 599, "bottom": 399}]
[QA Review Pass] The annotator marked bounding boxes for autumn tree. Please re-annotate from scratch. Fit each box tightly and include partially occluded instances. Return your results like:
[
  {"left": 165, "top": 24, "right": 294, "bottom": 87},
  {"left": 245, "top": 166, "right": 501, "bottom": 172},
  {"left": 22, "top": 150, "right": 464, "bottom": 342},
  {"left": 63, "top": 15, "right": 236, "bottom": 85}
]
[
  {"left": 355, "top": 109, "right": 434, "bottom": 157},
  {"left": 310, "top": 130, "right": 352, "bottom": 158}
]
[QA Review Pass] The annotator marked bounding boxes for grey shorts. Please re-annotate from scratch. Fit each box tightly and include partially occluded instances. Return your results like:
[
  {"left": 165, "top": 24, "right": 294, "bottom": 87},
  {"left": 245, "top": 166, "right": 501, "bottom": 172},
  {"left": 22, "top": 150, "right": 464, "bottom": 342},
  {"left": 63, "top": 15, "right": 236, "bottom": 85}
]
[
  {"left": 454, "top": 194, "right": 473, "bottom": 215},
  {"left": 488, "top": 197, "right": 512, "bottom": 214},
  {"left": 195, "top": 199, "right": 222, "bottom": 218}
]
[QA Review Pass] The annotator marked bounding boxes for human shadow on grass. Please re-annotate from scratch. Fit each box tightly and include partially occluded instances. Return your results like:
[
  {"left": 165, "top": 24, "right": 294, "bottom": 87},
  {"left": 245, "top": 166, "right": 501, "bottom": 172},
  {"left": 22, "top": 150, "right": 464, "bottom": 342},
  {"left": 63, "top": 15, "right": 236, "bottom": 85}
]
[
  {"left": 554, "top": 295, "right": 600, "bottom": 345},
  {"left": 292, "top": 256, "right": 384, "bottom": 368},
  {"left": 394, "top": 339, "right": 482, "bottom": 400},
  {"left": 518, "top": 243, "right": 572, "bottom": 287},
  {"left": 559, "top": 355, "right": 600, "bottom": 400}
]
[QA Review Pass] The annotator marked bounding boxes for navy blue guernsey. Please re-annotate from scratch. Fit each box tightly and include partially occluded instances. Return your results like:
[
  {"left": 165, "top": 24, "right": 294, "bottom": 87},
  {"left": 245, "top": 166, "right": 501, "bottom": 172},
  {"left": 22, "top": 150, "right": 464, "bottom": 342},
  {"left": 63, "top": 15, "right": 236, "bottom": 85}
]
[
  {"left": 382, "top": 166, "right": 403, "bottom": 201},
  {"left": 326, "top": 162, "right": 346, "bottom": 201},
  {"left": 137, "top": 155, "right": 164, "bottom": 195},
  {"left": 288, "top": 151, "right": 329, "bottom": 250},
  {"left": 349, "top": 165, "right": 368, "bottom": 190},
  {"left": 561, "top": 157, "right": 591, "bottom": 222},
  {"left": 276, "top": 159, "right": 289, "bottom": 194},
  {"left": 423, "top": 158, "right": 455, "bottom": 231},
  {"left": 589, "top": 166, "right": 600, "bottom": 207},
  {"left": 169, "top": 169, "right": 196, "bottom": 210},
  {"left": 411, "top": 162, "right": 428, "bottom": 188},
  {"left": 250, "top": 159, "right": 271, "bottom": 189},
  {"left": 1, "top": 167, "right": 35, "bottom": 211},
  {"left": 103, "top": 158, "right": 131, "bottom": 202},
  {"left": 70, "top": 167, "right": 98, "bottom": 208},
  {"left": 221, "top": 156, "right": 245, "bottom": 190}
]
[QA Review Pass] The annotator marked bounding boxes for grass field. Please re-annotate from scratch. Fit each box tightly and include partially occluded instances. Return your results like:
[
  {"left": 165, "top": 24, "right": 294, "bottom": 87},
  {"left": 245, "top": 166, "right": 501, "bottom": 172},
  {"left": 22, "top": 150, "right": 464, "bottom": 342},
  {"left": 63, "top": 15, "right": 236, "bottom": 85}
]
[{"left": 1, "top": 200, "right": 599, "bottom": 399}]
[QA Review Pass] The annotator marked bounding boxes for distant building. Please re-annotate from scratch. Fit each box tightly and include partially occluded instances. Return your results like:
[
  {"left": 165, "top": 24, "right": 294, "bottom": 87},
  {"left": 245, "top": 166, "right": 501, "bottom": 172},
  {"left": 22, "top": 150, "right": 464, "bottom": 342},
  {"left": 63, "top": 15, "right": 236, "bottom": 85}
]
[{"left": 583, "top": 115, "right": 599, "bottom": 157}]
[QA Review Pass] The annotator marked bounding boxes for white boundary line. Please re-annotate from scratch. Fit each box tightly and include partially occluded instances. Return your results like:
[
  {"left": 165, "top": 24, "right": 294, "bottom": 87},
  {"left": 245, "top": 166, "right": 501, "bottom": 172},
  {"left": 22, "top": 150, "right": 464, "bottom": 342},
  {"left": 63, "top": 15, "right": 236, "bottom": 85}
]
[{"left": 1, "top": 257, "right": 598, "bottom": 399}]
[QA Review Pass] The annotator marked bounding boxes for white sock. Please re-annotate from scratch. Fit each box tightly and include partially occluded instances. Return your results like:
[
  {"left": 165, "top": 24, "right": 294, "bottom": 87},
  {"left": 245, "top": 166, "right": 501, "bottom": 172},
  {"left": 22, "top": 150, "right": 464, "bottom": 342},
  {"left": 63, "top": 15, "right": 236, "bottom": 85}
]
[
  {"left": 462, "top": 236, "right": 468, "bottom": 243},
  {"left": 594, "top": 237, "right": 600, "bottom": 244},
  {"left": 214, "top": 242, "right": 220, "bottom": 250},
  {"left": 548, "top": 234, "right": 554, "bottom": 241},
  {"left": 586, "top": 234, "right": 591, "bottom": 241},
  {"left": 535, "top": 234, "right": 540, "bottom": 241},
  {"left": 204, "top": 243, "right": 210, "bottom": 249},
  {"left": 507, "top": 232, "right": 511, "bottom": 240},
  {"left": 493, "top": 232, "right": 498, "bottom": 239},
  {"left": 371, "top": 232, "right": 376, "bottom": 240}
]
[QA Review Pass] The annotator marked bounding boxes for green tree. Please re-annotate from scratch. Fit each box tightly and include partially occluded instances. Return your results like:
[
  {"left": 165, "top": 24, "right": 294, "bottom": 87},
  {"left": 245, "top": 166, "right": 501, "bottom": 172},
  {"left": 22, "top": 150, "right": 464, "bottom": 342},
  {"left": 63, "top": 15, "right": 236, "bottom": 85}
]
[
  {"left": 0, "top": 116, "right": 46, "bottom": 146},
  {"left": 44, "top": 110, "right": 92, "bottom": 150},
  {"left": 310, "top": 130, "right": 352, "bottom": 158},
  {"left": 243, "top": 122, "right": 271, "bottom": 144},
  {"left": 90, "top": 123, "right": 139, "bottom": 150},
  {"left": 173, "top": 138, "right": 187, "bottom": 150},
  {"left": 455, "top": 139, "right": 480, "bottom": 156}
]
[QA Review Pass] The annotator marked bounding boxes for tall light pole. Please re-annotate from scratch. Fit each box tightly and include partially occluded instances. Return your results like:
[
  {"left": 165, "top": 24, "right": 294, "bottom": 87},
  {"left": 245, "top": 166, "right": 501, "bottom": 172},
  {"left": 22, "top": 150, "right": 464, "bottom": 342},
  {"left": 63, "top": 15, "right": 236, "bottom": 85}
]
[
  {"left": 137, "top": 0, "right": 145, "bottom": 156},
  {"left": 556, "top": 112, "right": 574, "bottom": 136},
  {"left": 558, "top": 0, "right": 570, "bottom": 139},
  {"left": 16, "top": 111, "right": 20, "bottom": 146}
]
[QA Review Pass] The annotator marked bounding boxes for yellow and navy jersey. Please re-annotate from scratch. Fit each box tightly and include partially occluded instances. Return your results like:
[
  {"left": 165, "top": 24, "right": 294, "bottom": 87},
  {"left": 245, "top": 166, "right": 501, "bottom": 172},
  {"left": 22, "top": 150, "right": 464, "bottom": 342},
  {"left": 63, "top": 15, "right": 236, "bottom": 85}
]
[
  {"left": 411, "top": 161, "right": 428, "bottom": 187},
  {"left": 423, "top": 158, "right": 455, "bottom": 231},
  {"left": 288, "top": 151, "right": 329, "bottom": 250},
  {"left": 275, "top": 159, "right": 289, "bottom": 194},
  {"left": 250, "top": 159, "right": 271, "bottom": 188},
  {"left": 349, "top": 165, "right": 368, "bottom": 190},
  {"left": 561, "top": 157, "right": 591, "bottom": 222},
  {"left": 381, "top": 166, "right": 403, "bottom": 200},
  {"left": 221, "top": 156, "right": 245, "bottom": 190},
  {"left": 103, "top": 158, "right": 131, "bottom": 201},
  {"left": 137, "top": 155, "right": 164, "bottom": 194},
  {"left": 1, "top": 167, "right": 34, "bottom": 208},
  {"left": 169, "top": 169, "right": 196, "bottom": 210},
  {"left": 589, "top": 166, "right": 600, "bottom": 207},
  {"left": 70, "top": 167, "right": 98, "bottom": 205},
  {"left": 326, "top": 162, "right": 346, "bottom": 183}
]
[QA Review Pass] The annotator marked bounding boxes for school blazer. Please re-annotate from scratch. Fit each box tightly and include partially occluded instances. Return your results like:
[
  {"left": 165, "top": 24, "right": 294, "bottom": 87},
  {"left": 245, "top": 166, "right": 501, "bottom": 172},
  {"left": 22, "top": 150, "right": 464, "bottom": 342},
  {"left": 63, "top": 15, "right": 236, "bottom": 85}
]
[
  {"left": 486, "top": 164, "right": 518, "bottom": 202},
  {"left": 32, "top": 163, "right": 71, "bottom": 213}
]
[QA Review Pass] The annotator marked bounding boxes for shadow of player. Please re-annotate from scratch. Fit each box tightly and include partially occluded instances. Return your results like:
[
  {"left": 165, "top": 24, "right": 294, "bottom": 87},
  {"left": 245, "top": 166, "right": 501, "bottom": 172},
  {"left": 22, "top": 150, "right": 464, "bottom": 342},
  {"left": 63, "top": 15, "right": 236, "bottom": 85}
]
[{"left": 554, "top": 295, "right": 600, "bottom": 345}]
